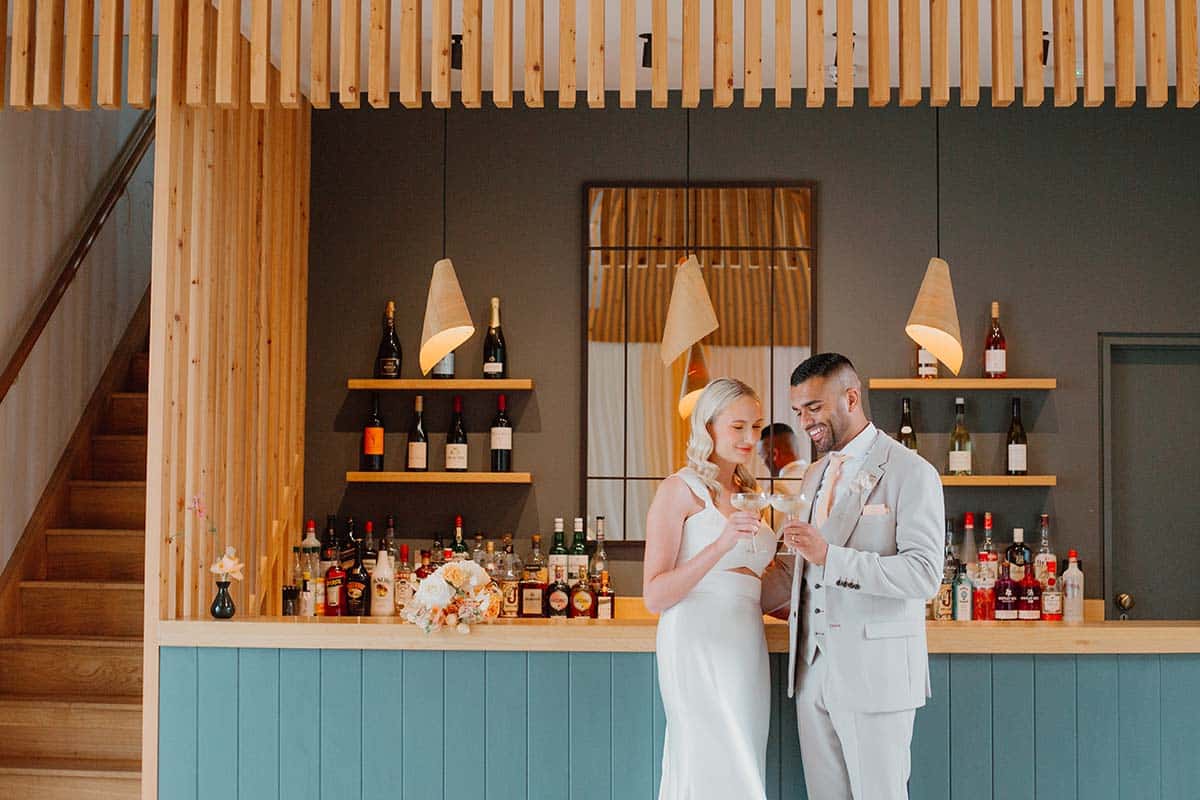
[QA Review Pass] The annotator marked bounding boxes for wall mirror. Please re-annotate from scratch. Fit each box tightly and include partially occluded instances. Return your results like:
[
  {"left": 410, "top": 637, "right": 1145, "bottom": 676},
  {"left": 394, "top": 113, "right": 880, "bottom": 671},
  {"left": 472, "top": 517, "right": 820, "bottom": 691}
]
[{"left": 584, "top": 184, "right": 817, "bottom": 541}]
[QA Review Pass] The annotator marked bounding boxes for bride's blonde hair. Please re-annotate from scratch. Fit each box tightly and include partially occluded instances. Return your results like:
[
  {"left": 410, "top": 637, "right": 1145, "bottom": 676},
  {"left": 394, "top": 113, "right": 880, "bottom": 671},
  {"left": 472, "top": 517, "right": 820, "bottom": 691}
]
[{"left": 686, "top": 378, "right": 761, "bottom": 503}]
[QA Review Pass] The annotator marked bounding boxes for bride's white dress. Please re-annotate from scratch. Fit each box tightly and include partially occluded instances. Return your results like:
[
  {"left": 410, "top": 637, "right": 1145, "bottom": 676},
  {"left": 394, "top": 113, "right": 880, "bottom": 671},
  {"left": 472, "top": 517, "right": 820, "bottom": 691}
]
[{"left": 656, "top": 467, "right": 777, "bottom": 800}]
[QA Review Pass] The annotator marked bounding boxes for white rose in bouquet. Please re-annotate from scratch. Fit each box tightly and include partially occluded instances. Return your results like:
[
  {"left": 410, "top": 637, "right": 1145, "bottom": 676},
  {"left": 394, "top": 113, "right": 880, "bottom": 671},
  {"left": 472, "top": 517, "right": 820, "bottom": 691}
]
[{"left": 413, "top": 573, "right": 455, "bottom": 607}]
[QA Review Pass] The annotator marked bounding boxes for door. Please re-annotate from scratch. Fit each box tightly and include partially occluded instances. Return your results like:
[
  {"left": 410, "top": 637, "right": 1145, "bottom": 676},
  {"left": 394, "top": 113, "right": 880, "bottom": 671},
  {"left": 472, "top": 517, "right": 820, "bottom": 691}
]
[{"left": 1104, "top": 335, "right": 1200, "bottom": 620}]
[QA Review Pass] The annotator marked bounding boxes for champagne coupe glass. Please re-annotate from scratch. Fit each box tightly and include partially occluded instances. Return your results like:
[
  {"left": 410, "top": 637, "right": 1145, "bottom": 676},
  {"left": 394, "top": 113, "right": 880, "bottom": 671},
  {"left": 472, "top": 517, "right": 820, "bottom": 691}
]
[
  {"left": 730, "top": 492, "right": 770, "bottom": 553},
  {"left": 770, "top": 492, "right": 812, "bottom": 554}
]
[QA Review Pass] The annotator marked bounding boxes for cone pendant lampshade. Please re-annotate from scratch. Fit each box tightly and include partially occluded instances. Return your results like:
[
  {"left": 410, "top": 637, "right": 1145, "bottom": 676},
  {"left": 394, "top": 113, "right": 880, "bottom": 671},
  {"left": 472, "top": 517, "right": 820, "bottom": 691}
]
[
  {"left": 419, "top": 258, "right": 475, "bottom": 375},
  {"left": 678, "top": 342, "right": 711, "bottom": 419},
  {"left": 905, "top": 257, "right": 963, "bottom": 375},
  {"left": 660, "top": 255, "right": 719, "bottom": 366}
]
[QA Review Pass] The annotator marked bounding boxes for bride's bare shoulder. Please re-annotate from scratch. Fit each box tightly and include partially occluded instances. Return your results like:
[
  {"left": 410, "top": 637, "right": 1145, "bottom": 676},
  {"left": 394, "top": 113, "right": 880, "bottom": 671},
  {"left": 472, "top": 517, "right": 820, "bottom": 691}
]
[{"left": 654, "top": 474, "right": 704, "bottom": 513}]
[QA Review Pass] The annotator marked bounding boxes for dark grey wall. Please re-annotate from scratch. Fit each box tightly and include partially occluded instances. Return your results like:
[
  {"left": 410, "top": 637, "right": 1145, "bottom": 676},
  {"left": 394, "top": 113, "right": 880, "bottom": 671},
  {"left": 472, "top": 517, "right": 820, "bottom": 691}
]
[{"left": 306, "top": 89, "right": 1200, "bottom": 599}]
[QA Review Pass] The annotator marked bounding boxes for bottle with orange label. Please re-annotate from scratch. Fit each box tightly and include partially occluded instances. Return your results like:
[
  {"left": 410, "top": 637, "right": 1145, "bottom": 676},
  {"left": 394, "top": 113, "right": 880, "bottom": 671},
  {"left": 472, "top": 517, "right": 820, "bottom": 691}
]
[
  {"left": 545, "top": 566, "right": 571, "bottom": 618},
  {"left": 362, "top": 392, "right": 385, "bottom": 471},
  {"left": 568, "top": 567, "right": 598, "bottom": 619}
]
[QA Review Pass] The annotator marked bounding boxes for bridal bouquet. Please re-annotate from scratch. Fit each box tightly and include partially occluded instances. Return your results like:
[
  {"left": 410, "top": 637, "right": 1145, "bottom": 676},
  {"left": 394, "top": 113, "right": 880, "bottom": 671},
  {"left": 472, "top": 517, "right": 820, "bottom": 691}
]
[{"left": 402, "top": 559, "right": 501, "bottom": 633}]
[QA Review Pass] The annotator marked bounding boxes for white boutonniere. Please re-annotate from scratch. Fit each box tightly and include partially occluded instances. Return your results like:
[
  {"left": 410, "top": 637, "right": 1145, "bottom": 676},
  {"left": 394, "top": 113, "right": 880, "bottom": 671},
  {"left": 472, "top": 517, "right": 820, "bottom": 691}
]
[{"left": 850, "top": 470, "right": 875, "bottom": 498}]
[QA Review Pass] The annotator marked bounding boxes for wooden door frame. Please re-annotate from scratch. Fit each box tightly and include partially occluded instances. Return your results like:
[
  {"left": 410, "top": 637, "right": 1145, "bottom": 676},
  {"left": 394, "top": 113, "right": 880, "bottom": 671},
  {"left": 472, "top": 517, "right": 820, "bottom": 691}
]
[{"left": 1099, "top": 332, "right": 1200, "bottom": 619}]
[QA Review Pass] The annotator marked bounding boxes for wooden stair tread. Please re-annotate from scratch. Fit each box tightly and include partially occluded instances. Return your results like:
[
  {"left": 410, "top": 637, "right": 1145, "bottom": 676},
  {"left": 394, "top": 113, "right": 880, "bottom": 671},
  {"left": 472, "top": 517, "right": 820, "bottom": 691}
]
[
  {"left": 0, "top": 635, "right": 141, "bottom": 647},
  {"left": 20, "top": 580, "right": 143, "bottom": 591},
  {"left": 0, "top": 694, "right": 141, "bottom": 709},
  {"left": 0, "top": 757, "right": 141, "bottom": 777},
  {"left": 67, "top": 480, "right": 147, "bottom": 489},
  {"left": 46, "top": 528, "right": 144, "bottom": 537},
  {"left": 91, "top": 434, "right": 147, "bottom": 442}
]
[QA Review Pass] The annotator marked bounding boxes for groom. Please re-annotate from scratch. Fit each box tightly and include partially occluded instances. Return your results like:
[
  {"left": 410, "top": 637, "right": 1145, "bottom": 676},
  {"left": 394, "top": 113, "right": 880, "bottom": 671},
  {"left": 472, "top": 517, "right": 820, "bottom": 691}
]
[{"left": 762, "top": 353, "right": 943, "bottom": 800}]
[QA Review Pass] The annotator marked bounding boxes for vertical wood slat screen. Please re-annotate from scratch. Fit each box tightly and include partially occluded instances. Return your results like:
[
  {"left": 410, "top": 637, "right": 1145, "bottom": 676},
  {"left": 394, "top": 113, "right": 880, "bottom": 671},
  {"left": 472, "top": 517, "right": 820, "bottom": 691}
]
[
  {"left": 5, "top": 0, "right": 1199, "bottom": 110},
  {"left": 146, "top": 0, "right": 310, "bottom": 626}
]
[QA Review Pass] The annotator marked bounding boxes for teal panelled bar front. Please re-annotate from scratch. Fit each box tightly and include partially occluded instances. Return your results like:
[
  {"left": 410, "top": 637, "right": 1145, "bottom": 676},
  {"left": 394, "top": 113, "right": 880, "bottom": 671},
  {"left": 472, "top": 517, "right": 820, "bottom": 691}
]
[{"left": 158, "top": 649, "right": 1200, "bottom": 800}]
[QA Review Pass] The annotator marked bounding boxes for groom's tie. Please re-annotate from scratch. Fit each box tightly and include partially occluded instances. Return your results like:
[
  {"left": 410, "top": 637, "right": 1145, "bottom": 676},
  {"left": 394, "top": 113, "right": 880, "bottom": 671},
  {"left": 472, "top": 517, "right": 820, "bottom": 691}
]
[{"left": 812, "top": 453, "right": 848, "bottom": 527}]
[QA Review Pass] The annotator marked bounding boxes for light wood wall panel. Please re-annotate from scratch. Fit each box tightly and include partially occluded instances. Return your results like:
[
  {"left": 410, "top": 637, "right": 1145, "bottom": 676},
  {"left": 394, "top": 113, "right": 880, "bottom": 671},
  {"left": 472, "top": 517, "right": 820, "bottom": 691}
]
[
  {"left": 63, "top": 0, "right": 95, "bottom": 108},
  {"left": 340, "top": 0, "right": 362, "bottom": 107},
  {"left": 525, "top": 0, "right": 545, "bottom": 106},
  {"left": 558, "top": 0, "right": 576, "bottom": 107},
  {"left": 807, "top": 0, "right": 824, "bottom": 106},
  {"left": 1083, "top": 0, "right": 1103, "bottom": 104},
  {"left": 1178, "top": 0, "right": 1200, "bottom": 106},
  {"left": 311, "top": 0, "right": 331, "bottom": 107},
  {"left": 1021, "top": 0, "right": 1043, "bottom": 105},
  {"left": 744, "top": 0, "right": 762, "bottom": 107},
  {"left": 33, "top": 0, "right": 66, "bottom": 108},
  {"left": 494, "top": 0, "right": 514, "bottom": 106},
  {"left": 1053, "top": 0, "right": 1076, "bottom": 105},
  {"left": 992, "top": 0, "right": 1015, "bottom": 105},
  {"left": 868, "top": 0, "right": 889, "bottom": 105},
  {"left": 369, "top": 0, "right": 392, "bottom": 106},
  {"left": 930, "top": 0, "right": 949, "bottom": 105},
  {"left": 588, "top": 0, "right": 605, "bottom": 107},
  {"left": 399, "top": 0, "right": 422, "bottom": 106},
  {"left": 960, "top": 0, "right": 980, "bottom": 105}
]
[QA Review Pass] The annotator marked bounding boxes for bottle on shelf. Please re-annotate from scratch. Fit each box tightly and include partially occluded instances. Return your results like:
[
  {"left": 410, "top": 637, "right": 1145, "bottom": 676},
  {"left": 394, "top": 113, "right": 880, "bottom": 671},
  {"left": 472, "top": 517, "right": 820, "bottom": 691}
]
[
  {"left": 568, "top": 517, "right": 589, "bottom": 588},
  {"left": 569, "top": 567, "right": 598, "bottom": 619},
  {"left": 984, "top": 301, "right": 1008, "bottom": 378},
  {"left": 1032, "top": 514, "right": 1057, "bottom": 590},
  {"left": 947, "top": 397, "right": 973, "bottom": 476},
  {"left": 548, "top": 518, "right": 569, "bottom": 584},
  {"left": 432, "top": 347, "right": 456, "bottom": 379},
  {"left": 979, "top": 512, "right": 998, "bottom": 583},
  {"left": 381, "top": 515, "right": 397, "bottom": 563},
  {"left": 341, "top": 516, "right": 360, "bottom": 571},
  {"left": 374, "top": 300, "right": 402, "bottom": 379},
  {"left": 897, "top": 397, "right": 919, "bottom": 452},
  {"left": 916, "top": 343, "right": 939, "bottom": 380},
  {"left": 442, "top": 547, "right": 454, "bottom": 566},
  {"left": 346, "top": 541, "right": 371, "bottom": 616},
  {"left": 953, "top": 563, "right": 973, "bottom": 621},
  {"left": 589, "top": 516, "right": 609, "bottom": 589},
  {"left": 302, "top": 520, "right": 324, "bottom": 617},
  {"left": 472, "top": 533, "right": 486, "bottom": 565},
  {"left": 1006, "top": 528, "right": 1033, "bottom": 582},
  {"left": 362, "top": 521, "right": 378, "bottom": 573},
  {"left": 483, "top": 296, "right": 507, "bottom": 378},
  {"left": 361, "top": 393, "right": 385, "bottom": 472},
  {"left": 1017, "top": 566, "right": 1042, "bottom": 620},
  {"left": 520, "top": 534, "right": 549, "bottom": 618},
  {"left": 934, "top": 520, "right": 956, "bottom": 620},
  {"left": 430, "top": 538, "right": 445, "bottom": 567},
  {"left": 1062, "top": 550, "right": 1085, "bottom": 623},
  {"left": 299, "top": 578, "right": 314, "bottom": 617},
  {"left": 994, "top": 562, "right": 1019, "bottom": 621},
  {"left": 414, "top": 550, "right": 434, "bottom": 583},
  {"left": 323, "top": 558, "right": 346, "bottom": 617},
  {"left": 1006, "top": 397, "right": 1028, "bottom": 475},
  {"left": 445, "top": 395, "right": 468, "bottom": 472},
  {"left": 451, "top": 515, "right": 470, "bottom": 560},
  {"left": 394, "top": 544, "right": 413, "bottom": 615},
  {"left": 318, "top": 516, "right": 338, "bottom": 613},
  {"left": 960, "top": 512, "right": 979, "bottom": 579},
  {"left": 370, "top": 549, "right": 395, "bottom": 617},
  {"left": 407, "top": 395, "right": 428, "bottom": 471},
  {"left": 501, "top": 534, "right": 522, "bottom": 574},
  {"left": 499, "top": 545, "right": 521, "bottom": 619},
  {"left": 290, "top": 545, "right": 303, "bottom": 590},
  {"left": 545, "top": 566, "right": 571, "bottom": 618},
  {"left": 596, "top": 571, "right": 615, "bottom": 619},
  {"left": 490, "top": 394, "right": 513, "bottom": 472},
  {"left": 1041, "top": 575, "right": 1063, "bottom": 621},
  {"left": 483, "top": 540, "right": 499, "bottom": 580},
  {"left": 972, "top": 549, "right": 996, "bottom": 620}
]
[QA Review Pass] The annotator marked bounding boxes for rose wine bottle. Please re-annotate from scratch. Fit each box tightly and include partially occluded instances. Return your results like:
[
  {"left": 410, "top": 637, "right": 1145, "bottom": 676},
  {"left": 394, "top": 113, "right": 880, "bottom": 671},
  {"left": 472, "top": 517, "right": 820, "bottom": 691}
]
[
  {"left": 984, "top": 301, "right": 1007, "bottom": 378},
  {"left": 361, "top": 393, "right": 385, "bottom": 471},
  {"left": 374, "top": 300, "right": 402, "bottom": 378},
  {"left": 483, "top": 296, "right": 507, "bottom": 378}
]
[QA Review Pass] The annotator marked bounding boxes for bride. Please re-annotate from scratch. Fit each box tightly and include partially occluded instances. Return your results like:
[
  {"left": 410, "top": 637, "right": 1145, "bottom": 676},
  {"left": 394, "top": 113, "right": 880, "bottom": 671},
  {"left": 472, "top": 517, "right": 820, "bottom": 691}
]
[{"left": 643, "top": 378, "right": 777, "bottom": 800}]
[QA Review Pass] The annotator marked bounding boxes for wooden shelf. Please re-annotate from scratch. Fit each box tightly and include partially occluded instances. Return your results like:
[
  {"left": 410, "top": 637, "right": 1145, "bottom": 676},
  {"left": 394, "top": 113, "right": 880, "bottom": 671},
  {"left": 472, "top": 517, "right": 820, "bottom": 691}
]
[
  {"left": 346, "top": 471, "right": 533, "bottom": 484},
  {"left": 347, "top": 378, "right": 534, "bottom": 391},
  {"left": 941, "top": 475, "right": 1057, "bottom": 487},
  {"left": 868, "top": 378, "right": 1057, "bottom": 390}
]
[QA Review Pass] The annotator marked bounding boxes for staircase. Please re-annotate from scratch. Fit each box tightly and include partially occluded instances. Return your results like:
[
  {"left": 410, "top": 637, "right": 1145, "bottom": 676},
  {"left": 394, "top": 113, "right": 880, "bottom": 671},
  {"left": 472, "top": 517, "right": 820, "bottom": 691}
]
[{"left": 0, "top": 345, "right": 148, "bottom": 798}]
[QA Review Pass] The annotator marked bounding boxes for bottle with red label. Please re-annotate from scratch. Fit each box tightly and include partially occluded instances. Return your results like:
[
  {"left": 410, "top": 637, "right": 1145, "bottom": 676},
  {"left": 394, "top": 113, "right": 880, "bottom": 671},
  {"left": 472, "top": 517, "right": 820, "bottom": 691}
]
[
  {"left": 984, "top": 301, "right": 1007, "bottom": 378},
  {"left": 994, "top": 562, "right": 1019, "bottom": 621},
  {"left": 1041, "top": 575, "right": 1064, "bottom": 621},
  {"left": 1017, "top": 568, "right": 1042, "bottom": 620},
  {"left": 324, "top": 559, "right": 347, "bottom": 616},
  {"left": 1033, "top": 514, "right": 1057, "bottom": 590},
  {"left": 362, "top": 392, "right": 385, "bottom": 471},
  {"left": 972, "top": 550, "right": 996, "bottom": 620}
]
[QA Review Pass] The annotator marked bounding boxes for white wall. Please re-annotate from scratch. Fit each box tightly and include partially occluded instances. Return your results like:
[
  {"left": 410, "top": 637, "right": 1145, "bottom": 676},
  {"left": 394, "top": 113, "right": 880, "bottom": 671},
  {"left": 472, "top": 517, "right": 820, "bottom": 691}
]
[{"left": 0, "top": 107, "right": 154, "bottom": 570}]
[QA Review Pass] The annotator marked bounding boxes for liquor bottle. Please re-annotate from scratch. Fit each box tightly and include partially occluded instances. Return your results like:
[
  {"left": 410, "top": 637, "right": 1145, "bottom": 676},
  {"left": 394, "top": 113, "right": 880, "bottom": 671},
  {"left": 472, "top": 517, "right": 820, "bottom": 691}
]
[
  {"left": 346, "top": 541, "right": 371, "bottom": 616},
  {"left": 324, "top": 559, "right": 346, "bottom": 616},
  {"left": 290, "top": 545, "right": 303, "bottom": 589},
  {"left": 451, "top": 515, "right": 469, "bottom": 560},
  {"left": 490, "top": 394, "right": 513, "bottom": 472},
  {"left": 960, "top": 512, "right": 979, "bottom": 579},
  {"left": 414, "top": 550, "right": 434, "bottom": 582},
  {"left": 984, "top": 301, "right": 1008, "bottom": 378},
  {"left": 319, "top": 516, "right": 338, "bottom": 613},
  {"left": 1006, "top": 397, "right": 1028, "bottom": 475},
  {"left": 568, "top": 517, "right": 589, "bottom": 588},
  {"left": 548, "top": 518, "right": 569, "bottom": 584},
  {"left": 596, "top": 571, "right": 615, "bottom": 619},
  {"left": 545, "top": 566, "right": 571, "bottom": 618},
  {"left": 947, "top": 397, "right": 972, "bottom": 476},
  {"left": 589, "top": 516, "right": 609, "bottom": 589},
  {"left": 942, "top": 519, "right": 960, "bottom": 580},
  {"left": 520, "top": 534, "right": 549, "bottom": 618},
  {"left": 1033, "top": 514, "right": 1057, "bottom": 589},
  {"left": 442, "top": 547, "right": 454, "bottom": 566},
  {"left": 1017, "top": 568, "right": 1042, "bottom": 620},
  {"left": 341, "top": 516, "right": 360, "bottom": 571},
  {"left": 374, "top": 300, "right": 402, "bottom": 378},
  {"left": 381, "top": 515, "right": 397, "bottom": 562},
  {"left": 445, "top": 395, "right": 468, "bottom": 471},
  {"left": 1062, "top": 550, "right": 1085, "bottom": 623},
  {"left": 430, "top": 539, "right": 445, "bottom": 567},
  {"left": 407, "top": 395, "right": 428, "bottom": 471},
  {"left": 1006, "top": 528, "right": 1033, "bottom": 582},
  {"left": 953, "top": 563, "right": 973, "bottom": 621},
  {"left": 1041, "top": 575, "right": 1063, "bottom": 621},
  {"left": 980, "top": 512, "right": 998, "bottom": 583},
  {"left": 498, "top": 547, "right": 521, "bottom": 619},
  {"left": 934, "top": 521, "right": 956, "bottom": 620},
  {"left": 432, "top": 348, "right": 456, "bottom": 379},
  {"left": 362, "top": 393, "right": 385, "bottom": 471},
  {"left": 302, "top": 520, "right": 324, "bottom": 616},
  {"left": 916, "top": 343, "right": 939, "bottom": 380},
  {"left": 394, "top": 544, "right": 413, "bottom": 615},
  {"left": 501, "top": 534, "right": 522, "bottom": 574},
  {"left": 472, "top": 534, "right": 486, "bottom": 565},
  {"left": 370, "top": 550, "right": 395, "bottom": 616},
  {"left": 362, "top": 521, "right": 378, "bottom": 573},
  {"left": 299, "top": 577, "right": 315, "bottom": 617},
  {"left": 483, "top": 296, "right": 507, "bottom": 378},
  {"left": 483, "top": 541, "right": 499, "bottom": 581},
  {"left": 994, "top": 563, "right": 1019, "bottom": 621},
  {"left": 568, "top": 567, "right": 598, "bottom": 619},
  {"left": 897, "top": 398, "right": 918, "bottom": 452},
  {"left": 972, "top": 550, "right": 996, "bottom": 620}
]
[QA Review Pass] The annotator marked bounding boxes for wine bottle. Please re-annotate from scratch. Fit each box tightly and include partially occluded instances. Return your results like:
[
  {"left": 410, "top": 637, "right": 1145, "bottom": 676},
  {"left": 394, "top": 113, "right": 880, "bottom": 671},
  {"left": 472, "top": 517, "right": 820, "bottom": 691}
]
[
  {"left": 490, "top": 394, "right": 513, "bottom": 472},
  {"left": 374, "top": 300, "right": 402, "bottom": 378},
  {"left": 483, "top": 296, "right": 507, "bottom": 378},
  {"left": 407, "top": 395, "right": 428, "bottom": 471},
  {"left": 445, "top": 395, "right": 468, "bottom": 471},
  {"left": 451, "top": 515, "right": 470, "bottom": 559},
  {"left": 548, "top": 518, "right": 569, "bottom": 584},
  {"left": 345, "top": 541, "right": 371, "bottom": 616},
  {"left": 567, "top": 517, "right": 588, "bottom": 588},
  {"left": 1006, "top": 396, "right": 1028, "bottom": 475},
  {"left": 361, "top": 393, "right": 385, "bottom": 472},
  {"left": 432, "top": 349, "right": 456, "bottom": 379},
  {"left": 947, "top": 397, "right": 972, "bottom": 476},
  {"left": 916, "top": 344, "right": 938, "bottom": 379},
  {"left": 897, "top": 397, "right": 918, "bottom": 452},
  {"left": 984, "top": 300, "right": 1007, "bottom": 378}
]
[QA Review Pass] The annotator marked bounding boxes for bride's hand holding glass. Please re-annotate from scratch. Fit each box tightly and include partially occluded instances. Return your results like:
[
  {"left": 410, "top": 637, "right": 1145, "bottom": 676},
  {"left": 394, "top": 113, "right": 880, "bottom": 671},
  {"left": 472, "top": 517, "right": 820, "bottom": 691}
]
[{"left": 730, "top": 492, "right": 769, "bottom": 553}]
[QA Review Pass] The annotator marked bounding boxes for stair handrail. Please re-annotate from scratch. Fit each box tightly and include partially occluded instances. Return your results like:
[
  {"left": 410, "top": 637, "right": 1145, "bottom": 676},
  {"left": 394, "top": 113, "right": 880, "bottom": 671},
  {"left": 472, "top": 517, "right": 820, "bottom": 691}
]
[{"left": 0, "top": 107, "right": 157, "bottom": 408}]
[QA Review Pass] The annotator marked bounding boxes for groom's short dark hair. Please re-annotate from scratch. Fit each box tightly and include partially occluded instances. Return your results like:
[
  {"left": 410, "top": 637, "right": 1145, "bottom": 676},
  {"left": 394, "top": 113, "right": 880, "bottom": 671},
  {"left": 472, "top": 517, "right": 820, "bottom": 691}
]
[{"left": 790, "top": 353, "right": 856, "bottom": 386}]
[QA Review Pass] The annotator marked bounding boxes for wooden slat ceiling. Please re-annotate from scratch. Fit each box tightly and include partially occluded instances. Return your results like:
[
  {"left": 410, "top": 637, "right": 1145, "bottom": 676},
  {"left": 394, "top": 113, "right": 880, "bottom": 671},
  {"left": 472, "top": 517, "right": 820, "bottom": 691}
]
[{"left": 2, "top": 0, "right": 1198, "bottom": 109}]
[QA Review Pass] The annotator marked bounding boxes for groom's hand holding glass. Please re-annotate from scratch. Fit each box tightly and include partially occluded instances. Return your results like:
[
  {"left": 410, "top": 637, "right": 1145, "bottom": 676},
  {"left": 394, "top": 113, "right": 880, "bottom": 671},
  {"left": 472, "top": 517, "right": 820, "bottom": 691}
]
[{"left": 779, "top": 519, "right": 829, "bottom": 566}]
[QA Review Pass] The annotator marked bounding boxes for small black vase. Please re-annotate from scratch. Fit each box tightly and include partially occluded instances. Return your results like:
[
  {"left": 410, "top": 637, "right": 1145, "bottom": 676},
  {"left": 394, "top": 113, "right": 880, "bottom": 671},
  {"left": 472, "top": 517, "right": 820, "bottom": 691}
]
[{"left": 210, "top": 580, "right": 236, "bottom": 619}]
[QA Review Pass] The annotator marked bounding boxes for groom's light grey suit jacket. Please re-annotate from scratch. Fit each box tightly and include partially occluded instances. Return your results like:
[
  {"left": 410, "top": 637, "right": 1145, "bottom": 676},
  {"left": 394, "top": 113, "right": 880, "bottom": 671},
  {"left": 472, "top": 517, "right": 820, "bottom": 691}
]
[{"left": 761, "top": 430, "right": 944, "bottom": 713}]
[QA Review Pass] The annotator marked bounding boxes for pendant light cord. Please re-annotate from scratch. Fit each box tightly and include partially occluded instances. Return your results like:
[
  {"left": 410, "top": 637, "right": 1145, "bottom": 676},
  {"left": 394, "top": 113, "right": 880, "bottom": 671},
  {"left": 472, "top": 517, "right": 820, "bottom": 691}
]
[
  {"left": 442, "top": 109, "right": 448, "bottom": 259},
  {"left": 935, "top": 107, "right": 941, "bottom": 259},
  {"left": 685, "top": 109, "right": 692, "bottom": 253}
]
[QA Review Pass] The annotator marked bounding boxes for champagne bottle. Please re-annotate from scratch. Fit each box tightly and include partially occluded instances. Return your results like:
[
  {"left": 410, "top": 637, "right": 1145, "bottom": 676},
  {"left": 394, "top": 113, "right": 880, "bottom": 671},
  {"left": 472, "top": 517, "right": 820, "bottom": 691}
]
[
  {"left": 490, "top": 394, "right": 513, "bottom": 472},
  {"left": 984, "top": 300, "right": 1007, "bottom": 378},
  {"left": 897, "top": 397, "right": 918, "bottom": 452},
  {"left": 947, "top": 397, "right": 972, "bottom": 476},
  {"left": 361, "top": 393, "right": 385, "bottom": 472},
  {"left": 483, "top": 296, "right": 507, "bottom": 378},
  {"left": 374, "top": 300, "right": 402, "bottom": 378},
  {"left": 445, "top": 395, "right": 468, "bottom": 471},
  {"left": 432, "top": 349, "right": 456, "bottom": 379},
  {"left": 1006, "top": 397, "right": 1028, "bottom": 475},
  {"left": 407, "top": 395, "right": 428, "bottom": 471}
]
